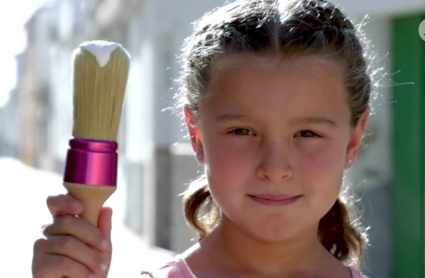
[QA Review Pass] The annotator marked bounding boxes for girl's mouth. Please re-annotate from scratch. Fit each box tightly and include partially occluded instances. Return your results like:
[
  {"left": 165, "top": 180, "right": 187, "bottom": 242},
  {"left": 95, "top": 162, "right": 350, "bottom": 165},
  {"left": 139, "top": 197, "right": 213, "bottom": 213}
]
[{"left": 247, "top": 194, "right": 302, "bottom": 206}]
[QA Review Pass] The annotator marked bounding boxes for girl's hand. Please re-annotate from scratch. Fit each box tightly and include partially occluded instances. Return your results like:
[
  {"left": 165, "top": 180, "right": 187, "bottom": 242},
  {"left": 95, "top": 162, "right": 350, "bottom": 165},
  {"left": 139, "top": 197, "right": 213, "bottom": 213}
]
[{"left": 32, "top": 194, "right": 113, "bottom": 278}]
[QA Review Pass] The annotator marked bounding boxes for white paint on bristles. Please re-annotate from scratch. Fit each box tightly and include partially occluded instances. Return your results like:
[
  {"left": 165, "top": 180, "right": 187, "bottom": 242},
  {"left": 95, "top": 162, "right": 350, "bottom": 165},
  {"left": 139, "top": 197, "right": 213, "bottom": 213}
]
[{"left": 79, "top": 40, "right": 122, "bottom": 67}]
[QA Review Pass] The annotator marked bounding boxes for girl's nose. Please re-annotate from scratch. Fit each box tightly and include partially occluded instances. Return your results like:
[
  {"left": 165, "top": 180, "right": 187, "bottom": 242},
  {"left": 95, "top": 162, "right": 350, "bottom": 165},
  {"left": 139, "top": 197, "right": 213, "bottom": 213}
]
[{"left": 256, "top": 146, "right": 293, "bottom": 182}]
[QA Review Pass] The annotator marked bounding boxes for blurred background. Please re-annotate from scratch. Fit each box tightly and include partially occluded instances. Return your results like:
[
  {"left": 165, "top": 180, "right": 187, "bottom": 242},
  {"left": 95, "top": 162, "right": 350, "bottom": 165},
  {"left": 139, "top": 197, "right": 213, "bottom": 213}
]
[{"left": 0, "top": 0, "right": 423, "bottom": 277}]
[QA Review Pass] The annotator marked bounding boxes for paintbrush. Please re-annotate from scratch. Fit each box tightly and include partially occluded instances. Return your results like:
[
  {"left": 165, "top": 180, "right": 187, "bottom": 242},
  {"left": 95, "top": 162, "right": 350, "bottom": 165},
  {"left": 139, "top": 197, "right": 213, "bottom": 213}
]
[{"left": 63, "top": 40, "right": 130, "bottom": 226}]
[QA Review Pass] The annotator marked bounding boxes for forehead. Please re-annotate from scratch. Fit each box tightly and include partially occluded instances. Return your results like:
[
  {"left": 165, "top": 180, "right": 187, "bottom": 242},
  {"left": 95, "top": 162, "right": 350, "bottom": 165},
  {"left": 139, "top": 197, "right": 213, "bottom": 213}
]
[
  {"left": 202, "top": 55, "right": 348, "bottom": 116},
  {"left": 211, "top": 54, "right": 346, "bottom": 92}
]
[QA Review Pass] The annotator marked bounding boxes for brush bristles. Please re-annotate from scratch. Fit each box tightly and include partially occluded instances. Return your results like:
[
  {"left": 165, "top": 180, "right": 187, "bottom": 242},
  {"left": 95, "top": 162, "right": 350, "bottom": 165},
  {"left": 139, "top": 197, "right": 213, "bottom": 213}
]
[{"left": 72, "top": 46, "right": 130, "bottom": 141}]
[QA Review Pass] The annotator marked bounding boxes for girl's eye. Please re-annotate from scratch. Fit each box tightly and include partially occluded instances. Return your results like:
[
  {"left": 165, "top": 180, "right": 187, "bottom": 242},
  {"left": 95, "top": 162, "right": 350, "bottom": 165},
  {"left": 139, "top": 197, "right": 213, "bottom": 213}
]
[
  {"left": 296, "top": 130, "right": 320, "bottom": 138},
  {"left": 227, "top": 129, "right": 320, "bottom": 138},
  {"left": 228, "top": 128, "right": 255, "bottom": 136}
]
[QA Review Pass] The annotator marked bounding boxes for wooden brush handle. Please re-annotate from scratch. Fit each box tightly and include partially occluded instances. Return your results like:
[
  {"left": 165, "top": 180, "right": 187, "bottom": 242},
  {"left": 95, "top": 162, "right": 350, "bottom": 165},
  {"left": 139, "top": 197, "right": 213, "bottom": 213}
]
[{"left": 64, "top": 182, "right": 116, "bottom": 226}]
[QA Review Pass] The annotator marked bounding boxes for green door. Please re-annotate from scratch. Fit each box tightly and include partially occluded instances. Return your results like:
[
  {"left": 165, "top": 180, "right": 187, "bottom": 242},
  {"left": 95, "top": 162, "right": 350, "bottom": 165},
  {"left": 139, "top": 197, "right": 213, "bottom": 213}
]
[{"left": 392, "top": 13, "right": 425, "bottom": 278}]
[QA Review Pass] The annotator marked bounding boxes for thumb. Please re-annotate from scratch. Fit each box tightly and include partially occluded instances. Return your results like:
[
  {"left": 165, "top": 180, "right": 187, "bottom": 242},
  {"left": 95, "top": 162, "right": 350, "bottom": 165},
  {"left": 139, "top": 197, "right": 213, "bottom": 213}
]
[{"left": 98, "top": 207, "right": 113, "bottom": 241}]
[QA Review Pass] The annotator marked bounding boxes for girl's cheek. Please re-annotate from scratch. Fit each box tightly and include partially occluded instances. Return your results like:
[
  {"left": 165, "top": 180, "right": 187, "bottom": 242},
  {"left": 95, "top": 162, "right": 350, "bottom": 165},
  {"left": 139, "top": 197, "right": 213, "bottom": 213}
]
[
  {"left": 213, "top": 137, "right": 254, "bottom": 159},
  {"left": 212, "top": 149, "right": 251, "bottom": 174},
  {"left": 207, "top": 147, "right": 255, "bottom": 190},
  {"left": 299, "top": 144, "right": 336, "bottom": 176}
]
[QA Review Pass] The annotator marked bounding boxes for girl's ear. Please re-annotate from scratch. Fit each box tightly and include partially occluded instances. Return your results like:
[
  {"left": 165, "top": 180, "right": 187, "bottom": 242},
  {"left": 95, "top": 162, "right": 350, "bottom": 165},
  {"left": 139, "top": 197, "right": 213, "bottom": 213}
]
[
  {"left": 184, "top": 104, "right": 205, "bottom": 164},
  {"left": 344, "top": 106, "right": 371, "bottom": 169}
]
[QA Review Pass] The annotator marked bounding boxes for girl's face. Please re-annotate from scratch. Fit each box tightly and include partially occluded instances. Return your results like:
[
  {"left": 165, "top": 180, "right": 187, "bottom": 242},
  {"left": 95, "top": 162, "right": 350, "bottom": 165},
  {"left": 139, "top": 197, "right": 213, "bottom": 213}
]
[{"left": 185, "top": 56, "right": 369, "bottom": 242}]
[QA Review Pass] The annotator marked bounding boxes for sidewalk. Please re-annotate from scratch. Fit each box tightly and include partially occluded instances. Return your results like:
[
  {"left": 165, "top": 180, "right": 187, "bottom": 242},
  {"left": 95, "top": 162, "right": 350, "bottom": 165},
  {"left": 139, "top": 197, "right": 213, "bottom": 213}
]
[{"left": 0, "top": 157, "right": 174, "bottom": 277}]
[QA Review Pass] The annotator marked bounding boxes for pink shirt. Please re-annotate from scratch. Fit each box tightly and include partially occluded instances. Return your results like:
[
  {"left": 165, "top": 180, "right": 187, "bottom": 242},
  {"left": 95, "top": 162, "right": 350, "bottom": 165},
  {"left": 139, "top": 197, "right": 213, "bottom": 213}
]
[{"left": 141, "top": 254, "right": 368, "bottom": 278}]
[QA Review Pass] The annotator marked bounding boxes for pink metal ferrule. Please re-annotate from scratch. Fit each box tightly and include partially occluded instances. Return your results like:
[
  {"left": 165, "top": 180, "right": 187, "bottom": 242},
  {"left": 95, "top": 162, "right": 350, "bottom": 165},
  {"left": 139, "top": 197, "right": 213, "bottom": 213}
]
[{"left": 63, "top": 138, "right": 118, "bottom": 186}]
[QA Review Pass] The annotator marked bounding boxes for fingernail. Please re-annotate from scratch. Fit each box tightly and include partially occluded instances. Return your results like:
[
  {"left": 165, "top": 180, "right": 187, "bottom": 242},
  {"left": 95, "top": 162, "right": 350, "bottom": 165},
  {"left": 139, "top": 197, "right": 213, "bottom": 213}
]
[
  {"left": 100, "top": 261, "right": 108, "bottom": 271},
  {"left": 90, "top": 273, "right": 96, "bottom": 278}
]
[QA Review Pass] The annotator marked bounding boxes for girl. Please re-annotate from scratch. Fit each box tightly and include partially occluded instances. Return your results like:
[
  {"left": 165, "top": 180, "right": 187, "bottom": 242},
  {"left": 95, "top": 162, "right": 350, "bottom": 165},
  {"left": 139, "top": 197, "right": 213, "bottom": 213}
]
[{"left": 33, "top": 0, "right": 378, "bottom": 277}]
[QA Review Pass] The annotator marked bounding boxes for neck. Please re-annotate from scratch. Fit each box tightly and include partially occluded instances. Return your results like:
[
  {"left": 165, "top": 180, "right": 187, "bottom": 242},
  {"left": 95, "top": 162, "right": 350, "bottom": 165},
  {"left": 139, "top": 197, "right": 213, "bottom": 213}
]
[{"left": 204, "top": 215, "right": 332, "bottom": 277}]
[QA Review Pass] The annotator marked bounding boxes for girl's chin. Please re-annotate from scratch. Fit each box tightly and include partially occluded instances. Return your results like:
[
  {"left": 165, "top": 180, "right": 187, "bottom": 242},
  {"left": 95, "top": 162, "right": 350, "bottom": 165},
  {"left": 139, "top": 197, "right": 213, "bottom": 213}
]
[{"left": 240, "top": 220, "right": 301, "bottom": 243}]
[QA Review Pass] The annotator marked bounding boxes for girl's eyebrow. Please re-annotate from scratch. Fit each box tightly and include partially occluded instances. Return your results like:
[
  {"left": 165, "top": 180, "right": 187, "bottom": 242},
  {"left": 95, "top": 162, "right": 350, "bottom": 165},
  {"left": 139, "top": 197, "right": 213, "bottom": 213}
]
[
  {"left": 289, "top": 116, "right": 338, "bottom": 128},
  {"left": 215, "top": 113, "right": 250, "bottom": 123},
  {"left": 215, "top": 113, "right": 338, "bottom": 128}
]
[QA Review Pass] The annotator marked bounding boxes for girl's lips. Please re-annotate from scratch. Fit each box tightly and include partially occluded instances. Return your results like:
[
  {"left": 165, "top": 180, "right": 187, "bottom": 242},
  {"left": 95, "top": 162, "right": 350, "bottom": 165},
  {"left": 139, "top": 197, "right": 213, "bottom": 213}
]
[
  {"left": 248, "top": 195, "right": 301, "bottom": 206},
  {"left": 250, "top": 194, "right": 299, "bottom": 200}
]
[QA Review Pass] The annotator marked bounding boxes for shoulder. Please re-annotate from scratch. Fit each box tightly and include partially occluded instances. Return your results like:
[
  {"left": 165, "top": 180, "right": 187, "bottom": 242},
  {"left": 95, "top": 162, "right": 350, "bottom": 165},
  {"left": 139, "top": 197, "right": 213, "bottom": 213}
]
[
  {"left": 347, "top": 266, "right": 369, "bottom": 278},
  {"left": 141, "top": 254, "right": 196, "bottom": 278}
]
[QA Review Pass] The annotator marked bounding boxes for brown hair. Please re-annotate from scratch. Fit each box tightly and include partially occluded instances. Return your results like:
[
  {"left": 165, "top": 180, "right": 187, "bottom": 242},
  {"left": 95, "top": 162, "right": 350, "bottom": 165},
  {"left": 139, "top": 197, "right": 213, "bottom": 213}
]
[{"left": 172, "top": 0, "right": 382, "bottom": 268}]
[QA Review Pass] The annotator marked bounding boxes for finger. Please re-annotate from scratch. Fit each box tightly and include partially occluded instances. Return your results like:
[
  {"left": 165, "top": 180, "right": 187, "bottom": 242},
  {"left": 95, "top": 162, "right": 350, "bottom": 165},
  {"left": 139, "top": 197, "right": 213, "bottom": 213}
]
[
  {"left": 40, "top": 235, "right": 106, "bottom": 275},
  {"left": 33, "top": 238, "right": 93, "bottom": 278},
  {"left": 43, "top": 215, "right": 108, "bottom": 253},
  {"left": 96, "top": 207, "right": 113, "bottom": 274},
  {"left": 98, "top": 207, "right": 112, "bottom": 242},
  {"left": 35, "top": 252, "right": 94, "bottom": 278},
  {"left": 46, "top": 194, "right": 83, "bottom": 218}
]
